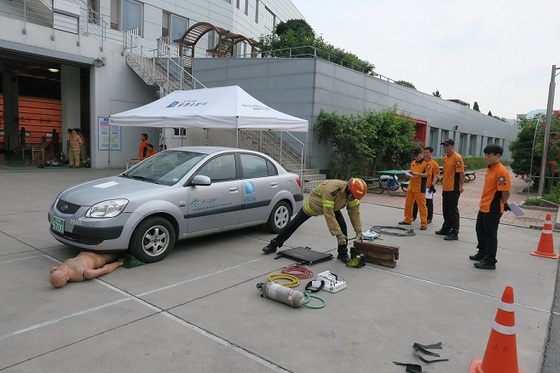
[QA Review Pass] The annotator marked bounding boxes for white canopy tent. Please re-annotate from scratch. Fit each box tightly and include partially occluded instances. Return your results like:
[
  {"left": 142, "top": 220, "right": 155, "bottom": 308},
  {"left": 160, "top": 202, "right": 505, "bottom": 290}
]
[
  {"left": 109, "top": 85, "right": 308, "bottom": 132},
  {"left": 109, "top": 85, "right": 308, "bottom": 177}
]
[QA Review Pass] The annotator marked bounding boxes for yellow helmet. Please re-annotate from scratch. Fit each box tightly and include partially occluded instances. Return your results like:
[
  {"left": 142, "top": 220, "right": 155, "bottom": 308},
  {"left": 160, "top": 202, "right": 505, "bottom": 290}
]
[{"left": 348, "top": 178, "right": 367, "bottom": 200}]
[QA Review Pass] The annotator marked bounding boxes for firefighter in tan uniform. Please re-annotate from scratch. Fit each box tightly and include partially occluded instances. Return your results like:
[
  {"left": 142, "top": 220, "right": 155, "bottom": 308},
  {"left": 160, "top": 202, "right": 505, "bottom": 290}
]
[
  {"left": 262, "top": 178, "right": 367, "bottom": 263},
  {"left": 399, "top": 147, "right": 429, "bottom": 230},
  {"left": 469, "top": 144, "right": 511, "bottom": 270}
]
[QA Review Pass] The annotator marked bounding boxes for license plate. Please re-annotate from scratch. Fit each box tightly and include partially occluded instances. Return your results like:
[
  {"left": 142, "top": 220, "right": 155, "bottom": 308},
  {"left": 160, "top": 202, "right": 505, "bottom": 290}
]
[{"left": 51, "top": 216, "right": 65, "bottom": 234}]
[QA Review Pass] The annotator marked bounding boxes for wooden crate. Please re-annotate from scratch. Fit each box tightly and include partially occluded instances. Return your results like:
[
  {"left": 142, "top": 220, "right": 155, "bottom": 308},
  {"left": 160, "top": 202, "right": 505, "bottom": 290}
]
[{"left": 351, "top": 241, "right": 399, "bottom": 268}]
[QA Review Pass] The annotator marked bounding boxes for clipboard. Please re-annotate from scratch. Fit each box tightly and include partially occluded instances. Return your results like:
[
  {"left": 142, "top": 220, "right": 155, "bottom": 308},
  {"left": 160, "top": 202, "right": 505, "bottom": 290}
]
[{"left": 508, "top": 202, "right": 525, "bottom": 217}]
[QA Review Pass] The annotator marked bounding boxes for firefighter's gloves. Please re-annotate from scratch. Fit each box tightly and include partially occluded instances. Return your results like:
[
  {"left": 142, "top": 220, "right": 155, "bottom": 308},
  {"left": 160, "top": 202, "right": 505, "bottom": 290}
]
[
  {"left": 355, "top": 232, "right": 364, "bottom": 242},
  {"left": 429, "top": 185, "right": 436, "bottom": 194},
  {"left": 504, "top": 202, "right": 511, "bottom": 211},
  {"left": 337, "top": 234, "right": 348, "bottom": 246}
]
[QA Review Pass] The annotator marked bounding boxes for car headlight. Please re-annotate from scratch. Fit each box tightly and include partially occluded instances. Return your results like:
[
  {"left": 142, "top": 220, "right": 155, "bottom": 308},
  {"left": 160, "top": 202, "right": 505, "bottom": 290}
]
[{"left": 85, "top": 199, "right": 129, "bottom": 218}]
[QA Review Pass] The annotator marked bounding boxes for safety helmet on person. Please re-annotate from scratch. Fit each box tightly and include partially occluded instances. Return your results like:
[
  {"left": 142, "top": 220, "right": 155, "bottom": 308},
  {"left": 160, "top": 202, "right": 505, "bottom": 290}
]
[{"left": 347, "top": 178, "right": 367, "bottom": 200}]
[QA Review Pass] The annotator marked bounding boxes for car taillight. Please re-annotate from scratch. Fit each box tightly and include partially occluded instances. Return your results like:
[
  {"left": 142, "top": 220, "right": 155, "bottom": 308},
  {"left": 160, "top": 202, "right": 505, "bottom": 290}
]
[{"left": 296, "top": 176, "right": 302, "bottom": 188}]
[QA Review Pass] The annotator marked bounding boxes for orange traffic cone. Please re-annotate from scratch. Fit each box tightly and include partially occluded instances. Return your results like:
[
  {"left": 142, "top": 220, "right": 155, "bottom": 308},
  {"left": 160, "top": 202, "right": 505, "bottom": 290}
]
[
  {"left": 469, "top": 286, "right": 524, "bottom": 373},
  {"left": 530, "top": 213, "right": 559, "bottom": 259}
]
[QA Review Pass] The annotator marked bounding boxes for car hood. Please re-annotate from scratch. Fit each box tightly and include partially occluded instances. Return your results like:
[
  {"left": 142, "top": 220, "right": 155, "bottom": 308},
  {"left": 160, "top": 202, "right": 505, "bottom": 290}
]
[{"left": 58, "top": 176, "right": 170, "bottom": 206}]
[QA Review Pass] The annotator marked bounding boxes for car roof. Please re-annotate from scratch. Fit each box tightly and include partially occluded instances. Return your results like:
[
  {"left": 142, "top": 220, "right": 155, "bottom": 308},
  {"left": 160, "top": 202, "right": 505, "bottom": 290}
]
[{"left": 169, "top": 146, "right": 264, "bottom": 156}]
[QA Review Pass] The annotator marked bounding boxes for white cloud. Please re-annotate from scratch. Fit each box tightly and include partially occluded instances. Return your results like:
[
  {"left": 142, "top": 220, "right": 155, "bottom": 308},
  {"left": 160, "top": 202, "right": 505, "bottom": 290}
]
[{"left": 290, "top": 0, "right": 560, "bottom": 118}]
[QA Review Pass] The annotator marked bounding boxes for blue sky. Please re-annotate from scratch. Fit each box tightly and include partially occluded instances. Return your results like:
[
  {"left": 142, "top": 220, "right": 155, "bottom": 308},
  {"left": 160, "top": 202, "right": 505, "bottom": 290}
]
[{"left": 290, "top": 0, "right": 560, "bottom": 119}]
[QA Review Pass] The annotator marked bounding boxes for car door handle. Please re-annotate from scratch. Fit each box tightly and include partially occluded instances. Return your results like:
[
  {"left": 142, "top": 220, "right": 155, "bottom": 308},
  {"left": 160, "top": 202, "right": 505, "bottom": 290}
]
[
  {"left": 229, "top": 187, "right": 238, "bottom": 192},
  {"left": 270, "top": 182, "right": 278, "bottom": 187}
]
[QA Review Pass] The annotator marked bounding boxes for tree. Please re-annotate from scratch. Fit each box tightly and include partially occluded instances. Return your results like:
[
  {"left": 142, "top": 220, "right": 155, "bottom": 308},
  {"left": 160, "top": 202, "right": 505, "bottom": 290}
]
[
  {"left": 259, "top": 19, "right": 375, "bottom": 75},
  {"left": 487, "top": 111, "right": 493, "bottom": 116},
  {"left": 275, "top": 19, "right": 314, "bottom": 38},
  {"left": 473, "top": 102, "right": 480, "bottom": 112},
  {"left": 432, "top": 90, "right": 442, "bottom": 98},
  {"left": 395, "top": 80, "right": 416, "bottom": 89},
  {"left": 509, "top": 115, "right": 542, "bottom": 180},
  {"left": 313, "top": 107, "right": 418, "bottom": 179},
  {"left": 509, "top": 113, "right": 560, "bottom": 192}
]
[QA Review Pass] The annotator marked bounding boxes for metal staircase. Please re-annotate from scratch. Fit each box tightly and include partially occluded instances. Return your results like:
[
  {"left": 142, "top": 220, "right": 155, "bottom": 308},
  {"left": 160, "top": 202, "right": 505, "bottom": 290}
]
[
  {"left": 122, "top": 31, "right": 325, "bottom": 190},
  {"left": 123, "top": 31, "right": 205, "bottom": 96},
  {"left": 238, "top": 130, "right": 326, "bottom": 191}
]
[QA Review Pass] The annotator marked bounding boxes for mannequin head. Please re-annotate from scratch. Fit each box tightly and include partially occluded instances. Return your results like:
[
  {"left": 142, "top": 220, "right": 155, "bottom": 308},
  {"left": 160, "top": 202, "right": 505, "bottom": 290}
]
[{"left": 50, "top": 267, "right": 70, "bottom": 288}]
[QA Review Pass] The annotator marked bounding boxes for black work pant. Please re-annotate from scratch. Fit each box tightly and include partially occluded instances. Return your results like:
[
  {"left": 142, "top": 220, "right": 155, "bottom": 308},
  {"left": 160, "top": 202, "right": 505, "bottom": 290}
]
[
  {"left": 273, "top": 208, "right": 347, "bottom": 248},
  {"left": 413, "top": 198, "right": 434, "bottom": 222},
  {"left": 475, "top": 211, "right": 502, "bottom": 263},
  {"left": 441, "top": 191, "right": 461, "bottom": 233}
]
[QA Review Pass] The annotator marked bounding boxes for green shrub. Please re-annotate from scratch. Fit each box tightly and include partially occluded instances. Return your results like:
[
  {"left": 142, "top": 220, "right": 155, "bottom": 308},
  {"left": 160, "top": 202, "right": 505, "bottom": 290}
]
[
  {"left": 523, "top": 197, "right": 542, "bottom": 206},
  {"left": 543, "top": 182, "right": 560, "bottom": 204}
]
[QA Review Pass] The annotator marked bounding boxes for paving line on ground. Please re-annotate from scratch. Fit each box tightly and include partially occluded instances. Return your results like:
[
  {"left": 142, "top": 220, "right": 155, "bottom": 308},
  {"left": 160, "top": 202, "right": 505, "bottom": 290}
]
[
  {"left": 3, "top": 255, "right": 290, "bottom": 372},
  {"left": 366, "top": 265, "right": 554, "bottom": 314}
]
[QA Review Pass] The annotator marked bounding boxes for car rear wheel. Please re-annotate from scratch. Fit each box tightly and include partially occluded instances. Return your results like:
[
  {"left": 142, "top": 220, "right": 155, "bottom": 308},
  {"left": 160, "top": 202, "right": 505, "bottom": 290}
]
[
  {"left": 265, "top": 201, "right": 292, "bottom": 233},
  {"left": 129, "top": 217, "right": 175, "bottom": 263}
]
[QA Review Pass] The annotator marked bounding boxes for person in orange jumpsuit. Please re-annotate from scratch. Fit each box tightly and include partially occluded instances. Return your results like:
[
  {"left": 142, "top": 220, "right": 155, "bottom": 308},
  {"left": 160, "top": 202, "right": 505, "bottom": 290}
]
[
  {"left": 435, "top": 138, "right": 465, "bottom": 240},
  {"left": 145, "top": 143, "right": 158, "bottom": 158},
  {"left": 470, "top": 144, "right": 511, "bottom": 270},
  {"left": 398, "top": 147, "right": 429, "bottom": 230},
  {"left": 412, "top": 146, "right": 440, "bottom": 223},
  {"left": 138, "top": 133, "right": 148, "bottom": 160}
]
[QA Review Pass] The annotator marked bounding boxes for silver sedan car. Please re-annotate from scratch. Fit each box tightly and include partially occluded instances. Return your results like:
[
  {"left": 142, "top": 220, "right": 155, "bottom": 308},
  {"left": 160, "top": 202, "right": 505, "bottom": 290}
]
[{"left": 48, "top": 147, "right": 304, "bottom": 263}]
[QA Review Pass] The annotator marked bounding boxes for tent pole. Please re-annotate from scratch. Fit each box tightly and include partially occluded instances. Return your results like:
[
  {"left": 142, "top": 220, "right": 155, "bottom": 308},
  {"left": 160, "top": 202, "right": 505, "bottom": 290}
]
[{"left": 107, "top": 123, "right": 111, "bottom": 176}]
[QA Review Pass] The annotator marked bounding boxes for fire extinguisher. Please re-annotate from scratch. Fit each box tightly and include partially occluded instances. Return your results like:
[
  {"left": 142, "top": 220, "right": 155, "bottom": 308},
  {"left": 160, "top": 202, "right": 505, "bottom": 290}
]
[{"left": 256, "top": 281, "right": 305, "bottom": 308}]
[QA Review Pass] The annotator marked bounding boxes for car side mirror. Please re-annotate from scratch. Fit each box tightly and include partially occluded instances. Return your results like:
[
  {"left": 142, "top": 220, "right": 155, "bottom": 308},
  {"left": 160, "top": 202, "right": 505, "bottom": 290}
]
[{"left": 191, "top": 174, "right": 211, "bottom": 186}]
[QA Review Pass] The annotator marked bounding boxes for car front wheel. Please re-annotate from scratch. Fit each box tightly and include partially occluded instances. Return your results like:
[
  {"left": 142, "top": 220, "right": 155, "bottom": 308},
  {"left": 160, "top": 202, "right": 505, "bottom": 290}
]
[
  {"left": 265, "top": 201, "right": 292, "bottom": 233},
  {"left": 129, "top": 217, "right": 176, "bottom": 263}
]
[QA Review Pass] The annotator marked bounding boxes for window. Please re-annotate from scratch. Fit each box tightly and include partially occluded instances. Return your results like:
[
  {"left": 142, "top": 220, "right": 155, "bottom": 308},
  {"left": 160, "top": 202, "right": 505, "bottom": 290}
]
[
  {"left": 234, "top": 41, "right": 248, "bottom": 57},
  {"left": 236, "top": 0, "right": 248, "bottom": 14},
  {"left": 459, "top": 133, "right": 467, "bottom": 155},
  {"left": 123, "top": 0, "right": 142, "bottom": 34},
  {"left": 240, "top": 154, "right": 277, "bottom": 178},
  {"left": 469, "top": 134, "right": 477, "bottom": 157},
  {"left": 255, "top": 0, "right": 259, "bottom": 23},
  {"left": 264, "top": 7, "right": 276, "bottom": 34},
  {"left": 173, "top": 128, "right": 187, "bottom": 136},
  {"left": 162, "top": 11, "right": 170, "bottom": 38},
  {"left": 428, "top": 128, "right": 438, "bottom": 149},
  {"left": 207, "top": 30, "right": 218, "bottom": 51},
  {"left": 197, "top": 154, "right": 237, "bottom": 182},
  {"left": 171, "top": 14, "right": 189, "bottom": 43}
]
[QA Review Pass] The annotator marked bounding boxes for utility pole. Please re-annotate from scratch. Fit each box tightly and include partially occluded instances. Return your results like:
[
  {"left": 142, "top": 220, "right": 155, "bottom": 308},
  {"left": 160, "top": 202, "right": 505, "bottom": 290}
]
[{"left": 538, "top": 65, "right": 559, "bottom": 196}]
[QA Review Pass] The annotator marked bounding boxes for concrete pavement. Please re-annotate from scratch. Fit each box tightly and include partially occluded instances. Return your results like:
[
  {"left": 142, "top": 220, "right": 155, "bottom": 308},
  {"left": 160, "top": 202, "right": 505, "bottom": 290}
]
[{"left": 0, "top": 168, "right": 558, "bottom": 372}]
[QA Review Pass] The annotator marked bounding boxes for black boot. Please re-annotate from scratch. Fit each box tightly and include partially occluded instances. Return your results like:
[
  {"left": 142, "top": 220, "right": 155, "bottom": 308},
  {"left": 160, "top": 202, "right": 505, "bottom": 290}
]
[
  {"left": 262, "top": 239, "right": 279, "bottom": 254},
  {"left": 474, "top": 259, "right": 496, "bottom": 270},
  {"left": 444, "top": 230, "right": 459, "bottom": 241},
  {"left": 337, "top": 245, "right": 350, "bottom": 263},
  {"left": 469, "top": 252, "right": 485, "bottom": 261},
  {"left": 435, "top": 228, "right": 450, "bottom": 236}
]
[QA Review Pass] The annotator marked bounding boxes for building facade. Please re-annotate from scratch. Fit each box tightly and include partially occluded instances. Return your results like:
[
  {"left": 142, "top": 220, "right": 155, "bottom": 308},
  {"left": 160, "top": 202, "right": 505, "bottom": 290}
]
[{"left": 0, "top": 0, "right": 516, "bottom": 170}]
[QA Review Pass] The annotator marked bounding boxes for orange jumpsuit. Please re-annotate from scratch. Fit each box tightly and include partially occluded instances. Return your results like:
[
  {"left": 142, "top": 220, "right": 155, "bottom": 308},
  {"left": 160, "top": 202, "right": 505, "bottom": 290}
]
[
  {"left": 403, "top": 159, "right": 429, "bottom": 227},
  {"left": 138, "top": 139, "right": 148, "bottom": 159}
]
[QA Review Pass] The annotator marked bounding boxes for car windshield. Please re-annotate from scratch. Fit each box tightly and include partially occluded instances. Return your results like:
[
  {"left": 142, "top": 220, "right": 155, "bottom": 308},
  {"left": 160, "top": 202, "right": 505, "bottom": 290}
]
[{"left": 121, "top": 150, "right": 207, "bottom": 186}]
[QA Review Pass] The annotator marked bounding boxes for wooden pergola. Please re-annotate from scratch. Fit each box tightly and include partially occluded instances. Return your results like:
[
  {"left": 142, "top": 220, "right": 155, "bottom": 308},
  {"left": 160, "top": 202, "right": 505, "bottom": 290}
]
[{"left": 174, "top": 21, "right": 259, "bottom": 58}]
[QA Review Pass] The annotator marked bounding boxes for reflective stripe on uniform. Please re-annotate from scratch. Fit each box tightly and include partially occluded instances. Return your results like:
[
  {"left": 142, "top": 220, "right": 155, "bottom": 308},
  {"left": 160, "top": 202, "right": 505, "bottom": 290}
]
[
  {"left": 348, "top": 199, "right": 359, "bottom": 209},
  {"left": 322, "top": 200, "right": 335, "bottom": 209}
]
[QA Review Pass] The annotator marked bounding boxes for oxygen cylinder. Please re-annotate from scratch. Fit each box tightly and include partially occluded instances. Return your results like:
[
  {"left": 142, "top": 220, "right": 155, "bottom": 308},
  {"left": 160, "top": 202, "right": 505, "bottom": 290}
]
[{"left": 257, "top": 281, "right": 305, "bottom": 308}]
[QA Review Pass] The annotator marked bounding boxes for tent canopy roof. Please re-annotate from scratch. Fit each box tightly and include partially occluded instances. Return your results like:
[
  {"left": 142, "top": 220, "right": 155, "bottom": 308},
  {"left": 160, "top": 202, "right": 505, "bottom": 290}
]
[{"left": 109, "top": 86, "right": 308, "bottom": 132}]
